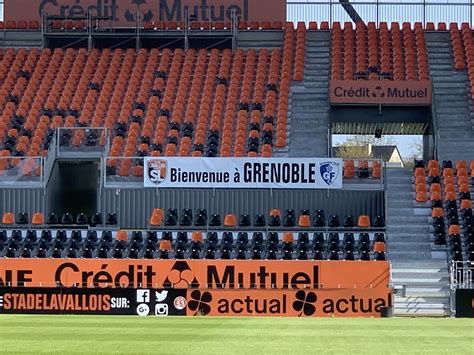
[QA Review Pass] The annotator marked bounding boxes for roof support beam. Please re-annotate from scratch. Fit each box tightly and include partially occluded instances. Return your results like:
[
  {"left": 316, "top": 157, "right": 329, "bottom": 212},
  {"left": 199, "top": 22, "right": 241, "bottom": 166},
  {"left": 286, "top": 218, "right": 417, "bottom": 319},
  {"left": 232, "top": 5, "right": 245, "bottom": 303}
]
[{"left": 338, "top": 0, "right": 364, "bottom": 24}]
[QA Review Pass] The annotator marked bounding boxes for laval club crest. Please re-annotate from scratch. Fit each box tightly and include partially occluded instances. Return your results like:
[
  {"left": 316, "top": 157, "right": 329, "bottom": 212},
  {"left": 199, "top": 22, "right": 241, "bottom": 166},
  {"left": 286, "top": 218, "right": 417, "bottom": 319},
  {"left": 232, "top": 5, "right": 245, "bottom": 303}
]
[{"left": 148, "top": 159, "right": 168, "bottom": 185}]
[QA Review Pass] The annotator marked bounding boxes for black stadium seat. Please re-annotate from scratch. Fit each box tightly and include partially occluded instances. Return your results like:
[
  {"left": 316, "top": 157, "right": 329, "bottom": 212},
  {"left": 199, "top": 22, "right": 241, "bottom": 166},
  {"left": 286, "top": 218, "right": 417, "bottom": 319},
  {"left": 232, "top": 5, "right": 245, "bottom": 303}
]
[
  {"left": 239, "top": 214, "right": 251, "bottom": 227},
  {"left": 47, "top": 212, "right": 59, "bottom": 224}
]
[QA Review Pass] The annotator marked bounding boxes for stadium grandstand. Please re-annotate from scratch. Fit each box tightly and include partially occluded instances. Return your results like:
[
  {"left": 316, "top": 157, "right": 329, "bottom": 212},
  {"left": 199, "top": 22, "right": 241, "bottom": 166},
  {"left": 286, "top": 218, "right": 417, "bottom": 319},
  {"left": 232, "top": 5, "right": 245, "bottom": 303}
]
[{"left": 0, "top": 0, "right": 472, "bottom": 325}]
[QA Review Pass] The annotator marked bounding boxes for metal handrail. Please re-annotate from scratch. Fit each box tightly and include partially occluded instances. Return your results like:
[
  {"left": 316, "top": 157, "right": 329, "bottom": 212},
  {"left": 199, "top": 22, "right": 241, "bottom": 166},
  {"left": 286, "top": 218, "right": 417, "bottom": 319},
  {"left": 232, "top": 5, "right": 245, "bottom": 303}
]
[
  {"left": 450, "top": 260, "right": 474, "bottom": 290},
  {"left": 287, "top": 0, "right": 474, "bottom": 26}
]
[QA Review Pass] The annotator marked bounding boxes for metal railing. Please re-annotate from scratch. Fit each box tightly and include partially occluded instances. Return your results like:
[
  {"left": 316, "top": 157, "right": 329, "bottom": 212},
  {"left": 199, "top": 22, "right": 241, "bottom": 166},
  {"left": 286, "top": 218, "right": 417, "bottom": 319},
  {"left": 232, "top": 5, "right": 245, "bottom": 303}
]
[
  {"left": 104, "top": 156, "right": 145, "bottom": 188},
  {"left": 0, "top": 156, "right": 44, "bottom": 186},
  {"left": 450, "top": 261, "right": 474, "bottom": 289},
  {"left": 287, "top": 0, "right": 474, "bottom": 26},
  {"left": 55, "top": 127, "right": 109, "bottom": 159}
]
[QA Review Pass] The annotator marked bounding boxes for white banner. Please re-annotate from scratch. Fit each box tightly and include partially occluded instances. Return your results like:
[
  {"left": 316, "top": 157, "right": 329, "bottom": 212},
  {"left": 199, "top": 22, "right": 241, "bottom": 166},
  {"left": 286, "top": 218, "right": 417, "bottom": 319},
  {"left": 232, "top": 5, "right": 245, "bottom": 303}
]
[{"left": 144, "top": 158, "right": 343, "bottom": 189}]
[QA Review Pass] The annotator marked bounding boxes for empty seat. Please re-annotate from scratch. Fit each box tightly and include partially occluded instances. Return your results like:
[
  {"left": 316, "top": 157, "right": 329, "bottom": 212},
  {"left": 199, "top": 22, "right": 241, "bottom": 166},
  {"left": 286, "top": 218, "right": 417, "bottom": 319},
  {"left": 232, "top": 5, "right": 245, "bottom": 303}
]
[
  {"left": 239, "top": 214, "right": 251, "bottom": 227},
  {"left": 328, "top": 215, "right": 340, "bottom": 227},
  {"left": 194, "top": 209, "right": 207, "bottom": 226},
  {"left": 149, "top": 208, "right": 164, "bottom": 226},
  {"left": 106, "top": 213, "right": 118, "bottom": 226},
  {"left": 372, "top": 216, "right": 385, "bottom": 227},
  {"left": 343, "top": 233, "right": 355, "bottom": 251},
  {"left": 254, "top": 214, "right": 266, "bottom": 227},
  {"left": 358, "top": 215, "right": 371, "bottom": 228},
  {"left": 269, "top": 209, "right": 281, "bottom": 226},
  {"left": 164, "top": 208, "right": 178, "bottom": 226},
  {"left": 328, "top": 233, "right": 340, "bottom": 251},
  {"left": 2, "top": 213, "right": 14, "bottom": 225},
  {"left": 46, "top": 212, "right": 59, "bottom": 225},
  {"left": 343, "top": 215, "right": 355, "bottom": 227},
  {"left": 224, "top": 214, "right": 237, "bottom": 227},
  {"left": 283, "top": 210, "right": 296, "bottom": 227},
  {"left": 32, "top": 212, "right": 44, "bottom": 226},
  {"left": 91, "top": 213, "right": 103, "bottom": 226},
  {"left": 313, "top": 210, "right": 325, "bottom": 227},
  {"left": 358, "top": 233, "right": 370, "bottom": 251},
  {"left": 374, "top": 241, "right": 386, "bottom": 253},
  {"left": 16, "top": 212, "right": 29, "bottom": 225},
  {"left": 179, "top": 209, "right": 193, "bottom": 226},
  {"left": 76, "top": 213, "right": 88, "bottom": 225},
  {"left": 61, "top": 213, "right": 74, "bottom": 225},
  {"left": 298, "top": 214, "right": 311, "bottom": 227},
  {"left": 209, "top": 214, "right": 221, "bottom": 227},
  {"left": 116, "top": 230, "right": 128, "bottom": 242}
]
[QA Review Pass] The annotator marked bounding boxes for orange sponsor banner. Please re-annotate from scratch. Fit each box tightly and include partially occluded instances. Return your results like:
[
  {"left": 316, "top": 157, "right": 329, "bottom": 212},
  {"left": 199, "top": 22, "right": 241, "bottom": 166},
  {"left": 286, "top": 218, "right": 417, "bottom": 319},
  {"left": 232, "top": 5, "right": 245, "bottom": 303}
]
[
  {"left": 330, "top": 80, "right": 432, "bottom": 105},
  {"left": 186, "top": 288, "right": 392, "bottom": 317},
  {"left": 0, "top": 259, "right": 390, "bottom": 290},
  {"left": 5, "top": 0, "right": 286, "bottom": 27}
]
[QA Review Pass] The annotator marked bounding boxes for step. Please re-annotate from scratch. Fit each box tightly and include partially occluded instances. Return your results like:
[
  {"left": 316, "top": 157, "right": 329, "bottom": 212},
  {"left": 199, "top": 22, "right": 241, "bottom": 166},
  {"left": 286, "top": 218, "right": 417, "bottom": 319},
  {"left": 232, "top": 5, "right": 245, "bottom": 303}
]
[
  {"left": 389, "top": 225, "right": 430, "bottom": 233},
  {"left": 391, "top": 260, "right": 448, "bottom": 267},
  {"left": 389, "top": 250, "right": 433, "bottom": 260},
  {"left": 403, "top": 285, "right": 450, "bottom": 296},
  {"left": 394, "top": 308, "right": 449, "bottom": 316},
  {"left": 394, "top": 301, "right": 450, "bottom": 309},
  {"left": 392, "top": 268, "right": 448, "bottom": 274},
  {"left": 392, "top": 277, "right": 450, "bottom": 284},
  {"left": 388, "top": 216, "right": 429, "bottom": 223},
  {"left": 388, "top": 233, "right": 431, "bottom": 241},
  {"left": 389, "top": 242, "right": 432, "bottom": 250}
]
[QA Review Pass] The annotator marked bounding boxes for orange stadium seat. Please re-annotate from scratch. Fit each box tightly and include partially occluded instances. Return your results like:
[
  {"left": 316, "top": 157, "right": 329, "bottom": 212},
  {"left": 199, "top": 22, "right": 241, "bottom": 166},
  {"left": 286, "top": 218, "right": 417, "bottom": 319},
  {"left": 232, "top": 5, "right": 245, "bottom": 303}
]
[
  {"left": 358, "top": 215, "right": 371, "bottom": 228},
  {"left": 0, "top": 44, "right": 299, "bottom": 167},
  {"left": 2, "top": 212, "right": 14, "bottom": 225},
  {"left": 31, "top": 212, "right": 45, "bottom": 225}
]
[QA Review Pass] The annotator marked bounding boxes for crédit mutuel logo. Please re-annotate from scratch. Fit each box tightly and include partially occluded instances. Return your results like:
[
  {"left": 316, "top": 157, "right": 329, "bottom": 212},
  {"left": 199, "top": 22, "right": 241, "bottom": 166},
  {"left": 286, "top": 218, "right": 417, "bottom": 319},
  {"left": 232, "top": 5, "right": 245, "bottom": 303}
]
[
  {"left": 333, "top": 84, "right": 429, "bottom": 100},
  {"left": 163, "top": 261, "right": 199, "bottom": 289},
  {"left": 39, "top": 0, "right": 251, "bottom": 23}
]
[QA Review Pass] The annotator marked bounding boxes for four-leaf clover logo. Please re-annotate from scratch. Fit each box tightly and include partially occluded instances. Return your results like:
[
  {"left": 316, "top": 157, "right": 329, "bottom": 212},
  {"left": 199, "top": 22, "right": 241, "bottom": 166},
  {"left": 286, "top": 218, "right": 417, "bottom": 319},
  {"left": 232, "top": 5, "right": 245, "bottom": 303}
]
[
  {"left": 188, "top": 290, "right": 212, "bottom": 316},
  {"left": 292, "top": 290, "right": 317, "bottom": 316}
]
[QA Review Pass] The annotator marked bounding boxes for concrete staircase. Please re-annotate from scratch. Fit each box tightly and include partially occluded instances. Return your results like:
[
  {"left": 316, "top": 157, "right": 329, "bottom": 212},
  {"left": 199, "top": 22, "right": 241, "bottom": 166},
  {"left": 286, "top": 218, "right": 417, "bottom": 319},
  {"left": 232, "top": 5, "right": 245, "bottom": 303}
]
[
  {"left": 386, "top": 169, "right": 450, "bottom": 316},
  {"left": 288, "top": 31, "right": 330, "bottom": 158},
  {"left": 425, "top": 32, "right": 474, "bottom": 162}
]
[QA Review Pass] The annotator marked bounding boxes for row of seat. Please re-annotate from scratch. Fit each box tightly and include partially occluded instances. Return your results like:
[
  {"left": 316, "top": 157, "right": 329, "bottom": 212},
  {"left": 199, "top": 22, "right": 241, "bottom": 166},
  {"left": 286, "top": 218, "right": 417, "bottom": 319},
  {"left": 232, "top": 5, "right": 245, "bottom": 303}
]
[
  {"left": 1, "top": 20, "right": 470, "bottom": 31},
  {"left": 431, "top": 205, "right": 474, "bottom": 262},
  {"left": 149, "top": 208, "right": 385, "bottom": 228},
  {"left": 0, "top": 229, "right": 387, "bottom": 261},
  {"left": 343, "top": 159, "right": 382, "bottom": 179},
  {"left": 448, "top": 24, "right": 474, "bottom": 101},
  {"left": 413, "top": 160, "right": 473, "bottom": 262},
  {"left": 0, "top": 21, "right": 40, "bottom": 30},
  {"left": 0, "top": 44, "right": 296, "bottom": 164},
  {"left": 414, "top": 160, "right": 473, "bottom": 204},
  {"left": 331, "top": 21, "right": 429, "bottom": 81},
  {"left": 0, "top": 212, "right": 117, "bottom": 226}
]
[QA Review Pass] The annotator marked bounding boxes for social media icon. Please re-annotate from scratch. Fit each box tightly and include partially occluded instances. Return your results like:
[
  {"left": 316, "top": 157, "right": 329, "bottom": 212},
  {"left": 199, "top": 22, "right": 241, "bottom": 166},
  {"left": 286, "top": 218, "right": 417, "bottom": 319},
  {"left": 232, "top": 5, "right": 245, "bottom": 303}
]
[
  {"left": 155, "top": 303, "right": 168, "bottom": 316},
  {"left": 136, "top": 303, "right": 150, "bottom": 316},
  {"left": 136, "top": 289, "right": 150, "bottom": 303},
  {"left": 155, "top": 290, "right": 168, "bottom": 302}
]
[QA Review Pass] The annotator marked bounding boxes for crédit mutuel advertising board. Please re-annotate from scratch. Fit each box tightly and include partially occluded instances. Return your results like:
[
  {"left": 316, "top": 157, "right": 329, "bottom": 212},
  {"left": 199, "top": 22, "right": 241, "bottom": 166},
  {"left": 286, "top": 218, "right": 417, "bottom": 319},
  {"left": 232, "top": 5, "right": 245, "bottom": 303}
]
[
  {"left": 330, "top": 80, "right": 432, "bottom": 105},
  {"left": 0, "top": 259, "right": 392, "bottom": 317},
  {"left": 144, "top": 158, "right": 343, "bottom": 189},
  {"left": 5, "top": 0, "right": 286, "bottom": 26}
]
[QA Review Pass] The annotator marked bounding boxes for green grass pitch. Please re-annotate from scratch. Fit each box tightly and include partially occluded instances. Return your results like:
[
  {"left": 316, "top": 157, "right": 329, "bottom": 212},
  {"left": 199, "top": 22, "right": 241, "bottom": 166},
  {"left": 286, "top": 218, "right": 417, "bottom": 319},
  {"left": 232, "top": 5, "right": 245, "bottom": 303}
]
[{"left": 0, "top": 316, "right": 472, "bottom": 354}]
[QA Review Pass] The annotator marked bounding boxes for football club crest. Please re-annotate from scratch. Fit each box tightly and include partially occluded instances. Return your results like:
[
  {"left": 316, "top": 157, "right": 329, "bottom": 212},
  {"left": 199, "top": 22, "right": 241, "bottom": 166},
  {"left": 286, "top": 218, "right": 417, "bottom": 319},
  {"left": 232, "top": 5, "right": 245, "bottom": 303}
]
[
  {"left": 147, "top": 159, "right": 168, "bottom": 185},
  {"left": 320, "top": 161, "right": 340, "bottom": 186}
]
